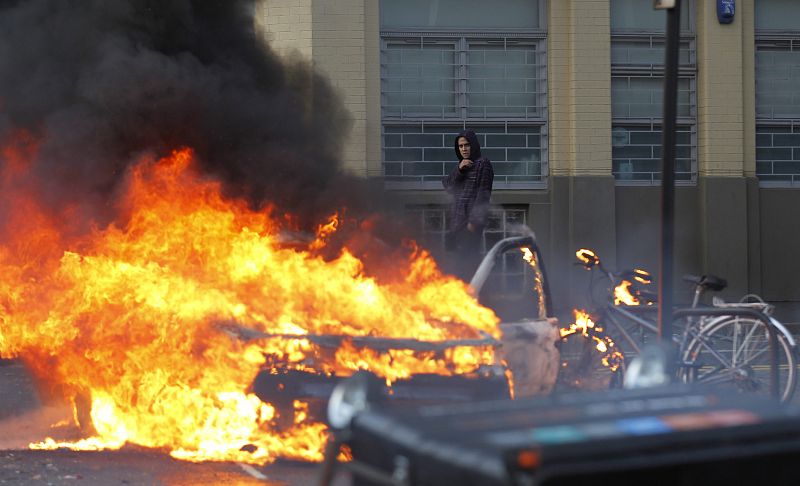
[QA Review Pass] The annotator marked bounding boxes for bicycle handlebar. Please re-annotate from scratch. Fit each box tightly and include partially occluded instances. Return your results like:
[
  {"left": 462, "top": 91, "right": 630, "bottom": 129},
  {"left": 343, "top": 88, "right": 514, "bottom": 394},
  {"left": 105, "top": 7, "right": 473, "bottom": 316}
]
[
  {"left": 576, "top": 249, "right": 654, "bottom": 307},
  {"left": 576, "top": 249, "right": 722, "bottom": 308}
]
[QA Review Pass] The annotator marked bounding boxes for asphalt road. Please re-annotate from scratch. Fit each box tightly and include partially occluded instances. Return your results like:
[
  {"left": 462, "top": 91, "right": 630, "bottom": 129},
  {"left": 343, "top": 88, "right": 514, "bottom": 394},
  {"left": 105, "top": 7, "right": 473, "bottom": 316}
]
[
  {"left": 5, "top": 346, "right": 797, "bottom": 486},
  {"left": 0, "top": 360, "right": 349, "bottom": 486}
]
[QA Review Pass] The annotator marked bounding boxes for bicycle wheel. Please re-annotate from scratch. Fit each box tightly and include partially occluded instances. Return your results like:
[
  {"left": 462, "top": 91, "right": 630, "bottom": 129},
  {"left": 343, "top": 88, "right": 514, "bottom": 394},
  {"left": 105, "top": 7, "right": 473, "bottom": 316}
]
[
  {"left": 556, "top": 330, "right": 626, "bottom": 391},
  {"left": 679, "top": 316, "right": 797, "bottom": 402}
]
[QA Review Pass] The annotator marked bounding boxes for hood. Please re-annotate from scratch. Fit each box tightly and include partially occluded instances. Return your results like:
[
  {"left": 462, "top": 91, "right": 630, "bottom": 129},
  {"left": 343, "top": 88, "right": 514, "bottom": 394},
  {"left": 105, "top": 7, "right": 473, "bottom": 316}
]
[{"left": 453, "top": 129, "right": 482, "bottom": 161}]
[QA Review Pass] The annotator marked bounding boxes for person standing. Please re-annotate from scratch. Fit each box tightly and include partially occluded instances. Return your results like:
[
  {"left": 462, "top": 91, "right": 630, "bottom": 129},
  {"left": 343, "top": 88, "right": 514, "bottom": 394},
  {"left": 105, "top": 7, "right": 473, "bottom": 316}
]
[{"left": 442, "top": 129, "right": 494, "bottom": 280}]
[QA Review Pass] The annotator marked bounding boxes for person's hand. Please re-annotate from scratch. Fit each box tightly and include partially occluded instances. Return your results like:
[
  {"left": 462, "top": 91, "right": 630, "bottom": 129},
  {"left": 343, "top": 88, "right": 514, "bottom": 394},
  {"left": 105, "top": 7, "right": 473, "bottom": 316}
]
[
  {"left": 459, "top": 158, "right": 473, "bottom": 170},
  {"left": 467, "top": 222, "right": 476, "bottom": 232}
]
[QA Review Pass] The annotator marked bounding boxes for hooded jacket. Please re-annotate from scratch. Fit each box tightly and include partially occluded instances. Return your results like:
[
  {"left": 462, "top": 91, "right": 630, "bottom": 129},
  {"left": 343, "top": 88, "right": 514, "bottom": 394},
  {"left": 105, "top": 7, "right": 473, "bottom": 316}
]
[{"left": 441, "top": 129, "right": 494, "bottom": 232}]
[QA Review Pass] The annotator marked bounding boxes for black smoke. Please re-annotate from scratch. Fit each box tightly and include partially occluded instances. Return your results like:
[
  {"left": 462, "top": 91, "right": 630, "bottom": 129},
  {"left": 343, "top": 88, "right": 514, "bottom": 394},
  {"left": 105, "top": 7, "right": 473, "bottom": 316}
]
[{"left": 0, "top": 0, "right": 385, "bottom": 230}]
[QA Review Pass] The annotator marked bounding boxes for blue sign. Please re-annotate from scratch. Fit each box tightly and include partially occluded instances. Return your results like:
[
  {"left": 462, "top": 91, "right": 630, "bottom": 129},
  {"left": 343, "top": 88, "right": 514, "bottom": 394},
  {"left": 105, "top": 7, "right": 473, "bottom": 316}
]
[{"left": 717, "top": 0, "right": 735, "bottom": 24}]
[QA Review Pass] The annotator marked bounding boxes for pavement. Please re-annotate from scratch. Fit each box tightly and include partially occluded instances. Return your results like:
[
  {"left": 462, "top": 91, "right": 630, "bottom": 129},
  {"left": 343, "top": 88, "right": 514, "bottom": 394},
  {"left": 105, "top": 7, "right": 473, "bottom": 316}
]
[{"left": 0, "top": 360, "right": 349, "bottom": 486}]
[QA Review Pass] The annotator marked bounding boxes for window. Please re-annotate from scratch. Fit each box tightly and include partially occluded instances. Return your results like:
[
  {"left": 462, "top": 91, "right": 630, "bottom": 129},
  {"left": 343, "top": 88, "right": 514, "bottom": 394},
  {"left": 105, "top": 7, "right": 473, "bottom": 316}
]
[
  {"left": 406, "top": 205, "right": 450, "bottom": 253},
  {"left": 482, "top": 207, "right": 531, "bottom": 293},
  {"left": 380, "top": 0, "right": 547, "bottom": 189},
  {"left": 406, "top": 205, "right": 534, "bottom": 293},
  {"left": 610, "top": 0, "right": 696, "bottom": 184},
  {"left": 755, "top": 2, "right": 800, "bottom": 185}
]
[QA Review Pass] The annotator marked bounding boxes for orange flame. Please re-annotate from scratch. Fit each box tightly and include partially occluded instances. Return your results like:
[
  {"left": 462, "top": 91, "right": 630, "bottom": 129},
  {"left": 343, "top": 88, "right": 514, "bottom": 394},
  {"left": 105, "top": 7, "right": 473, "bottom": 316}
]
[
  {"left": 632, "top": 268, "right": 651, "bottom": 285},
  {"left": 614, "top": 280, "right": 640, "bottom": 306},
  {"left": 575, "top": 248, "right": 598, "bottom": 268},
  {"left": 520, "top": 247, "right": 546, "bottom": 319},
  {"left": 501, "top": 359, "right": 515, "bottom": 400},
  {"left": 559, "top": 310, "right": 624, "bottom": 372},
  {"left": 309, "top": 213, "right": 339, "bottom": 251},
  {"left": 559, "top": 310, "right": 596, "bottom": 338},
  {"left": 0, "top": 146, "right": 500, "bottom": 464},
  {"left": 614, "top": 270, "right": 652, "bottom": 306}
]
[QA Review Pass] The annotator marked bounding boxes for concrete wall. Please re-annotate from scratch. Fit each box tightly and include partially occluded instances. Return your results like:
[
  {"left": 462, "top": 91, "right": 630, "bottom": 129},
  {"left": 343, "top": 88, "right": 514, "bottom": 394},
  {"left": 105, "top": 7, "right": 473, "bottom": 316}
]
[{"left": 760, "top": 190, "right": 800, "bottom": 301}]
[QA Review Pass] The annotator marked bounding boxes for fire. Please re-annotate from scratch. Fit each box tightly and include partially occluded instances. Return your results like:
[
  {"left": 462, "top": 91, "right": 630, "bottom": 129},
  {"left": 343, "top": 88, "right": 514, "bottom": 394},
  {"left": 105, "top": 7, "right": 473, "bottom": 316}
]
[
  {"left": 502, "top": 360, "right": 516, "bottom": 400},
  {"left": 614, "top": 269, "right": 651, "bottom": 306},
  {"left": 309, "top": 213, "right": 339, "bottom": 252},
  {"left": 559, "top": 310, "right": 596, "bottom": 339},
  {"left": 575, "top": 248, "right": 599, "bottom": 268},
  {"left": 560, "top": 310, "right": 624, "bottom": 372},
  {"left": 560, "top": 248, "right": 653, "bottom": 380},
  {"left": 0, "top": 146, "right": 500, "bottom": 464},
  {"left": 614, "top": 280, "right": 640, "bottom": 306},
  {"left": 520, "top": 247, "right": 546, "bottom": 319}
]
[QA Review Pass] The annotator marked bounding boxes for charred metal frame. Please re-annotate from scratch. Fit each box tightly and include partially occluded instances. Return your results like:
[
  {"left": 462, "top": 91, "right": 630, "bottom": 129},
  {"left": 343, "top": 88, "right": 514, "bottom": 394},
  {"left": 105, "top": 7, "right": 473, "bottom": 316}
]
[{"left": 469, "top": 231, "right": 553, "bottom": 319}]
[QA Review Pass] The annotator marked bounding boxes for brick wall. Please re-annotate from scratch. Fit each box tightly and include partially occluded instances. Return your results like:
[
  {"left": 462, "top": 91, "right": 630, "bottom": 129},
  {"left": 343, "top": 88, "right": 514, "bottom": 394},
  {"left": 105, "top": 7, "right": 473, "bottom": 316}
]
[
  {"left": 311, "top": 0, "right": 368, "bottom": 175},
  {"left": 255, "top": 0, "right": 375, "bottom": 176},
  {"left": 548, "top": 0, "right": 612, "bottom": 177},
  {"left": 697, "top": 0, "right": 747, "bottom": 177},
  {"left": 255, "top": 0, "right": 313, "bottom": 58}
]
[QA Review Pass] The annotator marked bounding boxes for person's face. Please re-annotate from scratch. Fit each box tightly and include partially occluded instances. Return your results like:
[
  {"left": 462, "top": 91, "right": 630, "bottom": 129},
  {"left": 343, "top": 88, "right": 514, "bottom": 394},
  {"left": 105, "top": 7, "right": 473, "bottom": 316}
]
[{"left": 457, "top": 137, "right": 471, "bottom": 159}]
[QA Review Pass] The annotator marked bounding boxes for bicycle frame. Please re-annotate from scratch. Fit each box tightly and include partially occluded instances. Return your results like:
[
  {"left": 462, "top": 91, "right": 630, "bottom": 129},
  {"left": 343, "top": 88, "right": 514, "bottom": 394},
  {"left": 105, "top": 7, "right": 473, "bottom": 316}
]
[
  {"left": 674, "top": 307, "right": 786, "bottom": 400},
  {"left": 601, "top": 304, "right": 786, "bottom": 400},
  {"left": 602, "top": 304, "right": 657, "bottom": 355},
  {"left": 565, "top": 248, "right": 795, "bottom": 401}
]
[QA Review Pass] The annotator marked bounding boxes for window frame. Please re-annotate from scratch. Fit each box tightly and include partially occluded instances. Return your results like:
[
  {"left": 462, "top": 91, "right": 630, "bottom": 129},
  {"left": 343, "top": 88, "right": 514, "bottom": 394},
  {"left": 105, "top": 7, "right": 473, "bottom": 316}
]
[
  {"left": 755, "top": 33, "right": 800, "bottom": 187},
  {"left": 380, "top": 8, "right": 548, "bottom": 191},
  {"left": 406, "top": 204, "right": 538, "bottom": 296},
  {"left": 610, "top": 8, "right": 698, "bottom": 186}
]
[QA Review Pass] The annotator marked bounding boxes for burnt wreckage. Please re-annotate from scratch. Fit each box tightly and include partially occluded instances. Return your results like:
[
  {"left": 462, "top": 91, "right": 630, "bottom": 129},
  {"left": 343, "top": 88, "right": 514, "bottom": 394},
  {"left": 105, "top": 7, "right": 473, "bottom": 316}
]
[{"left": 233, "top": 230, "right": 561, "bottom": 428}]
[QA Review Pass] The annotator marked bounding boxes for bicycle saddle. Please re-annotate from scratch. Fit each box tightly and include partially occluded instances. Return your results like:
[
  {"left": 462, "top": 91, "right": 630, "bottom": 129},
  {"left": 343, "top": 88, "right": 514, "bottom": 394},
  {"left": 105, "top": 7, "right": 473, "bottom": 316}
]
[{"left": 682, "top": 274, "right": 727, "bottom": 291}]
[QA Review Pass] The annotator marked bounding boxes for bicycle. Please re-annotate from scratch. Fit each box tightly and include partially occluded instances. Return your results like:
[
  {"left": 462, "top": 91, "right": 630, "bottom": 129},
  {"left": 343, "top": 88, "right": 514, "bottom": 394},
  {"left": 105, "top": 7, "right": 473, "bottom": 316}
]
[{"left": 557, "top": 248, "right": 798, "bottom": 402}]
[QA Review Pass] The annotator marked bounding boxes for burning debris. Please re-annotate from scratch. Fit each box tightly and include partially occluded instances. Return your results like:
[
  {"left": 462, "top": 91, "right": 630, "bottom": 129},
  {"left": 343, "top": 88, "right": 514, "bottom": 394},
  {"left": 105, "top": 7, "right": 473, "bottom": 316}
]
[
  {"left": 557, "top": 248, "right": 657, "bottom": 390},
  {"left": 0, "top": 148, "right": 500, "bottom": 463},
  {"left": 560, "top": 310, "right": 624, "bottom": 371},
  {"left": 576, "top": 248, "right": 652, "bottom": 306}
]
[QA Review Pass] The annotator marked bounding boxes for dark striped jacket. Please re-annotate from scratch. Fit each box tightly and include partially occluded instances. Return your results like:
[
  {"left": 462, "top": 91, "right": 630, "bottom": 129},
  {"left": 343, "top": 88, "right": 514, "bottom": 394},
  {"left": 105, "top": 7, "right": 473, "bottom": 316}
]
[{"left": 442, "top": 157, "right": 494, "bottom": 232}]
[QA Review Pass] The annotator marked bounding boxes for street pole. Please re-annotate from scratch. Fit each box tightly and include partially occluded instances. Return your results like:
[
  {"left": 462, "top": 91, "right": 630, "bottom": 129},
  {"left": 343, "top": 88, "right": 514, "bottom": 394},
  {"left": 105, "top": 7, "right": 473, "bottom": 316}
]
[{"left": 657, "top": 0, "right": 681, "bottom": 342}]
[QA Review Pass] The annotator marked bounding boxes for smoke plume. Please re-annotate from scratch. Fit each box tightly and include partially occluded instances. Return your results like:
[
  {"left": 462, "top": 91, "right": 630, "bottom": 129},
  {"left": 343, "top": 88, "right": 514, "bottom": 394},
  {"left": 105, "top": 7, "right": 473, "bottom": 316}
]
[{"left": 0, "top": 0, "right": 377, "bottom": 231}]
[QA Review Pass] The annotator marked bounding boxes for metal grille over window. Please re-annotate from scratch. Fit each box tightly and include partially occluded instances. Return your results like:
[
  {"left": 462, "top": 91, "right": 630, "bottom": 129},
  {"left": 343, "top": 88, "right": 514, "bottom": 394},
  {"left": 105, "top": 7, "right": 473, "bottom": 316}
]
[
  {"left": 756, "top": 124, "right": 800, "bottom": 185},
  {"left": 610, "top": 1, "right": 697, "bottom": 184},
  {"left": 383, "top": 123, "right": 544, "bottom": 187},
  {"left": 482, "top": 208, "right": 532, "bottom": 295},
  {"left": 380, "top": 0, "right": 547, "bottom": 190},
  {"left": 755, "top": 0, "right": 800, "bottom": 185},
  {"left": 405, "top": 206, "right": 450, "bottom": 254},
  {"left": 406, "top": 206, "right": 534, "bottom": 294}
]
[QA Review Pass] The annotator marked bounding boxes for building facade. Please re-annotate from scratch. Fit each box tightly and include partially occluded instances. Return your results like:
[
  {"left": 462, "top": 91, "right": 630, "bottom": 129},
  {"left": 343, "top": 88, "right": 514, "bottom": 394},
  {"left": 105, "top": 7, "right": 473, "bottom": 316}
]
[{"left": 256, "top": 0, "right": 800, "bottom": 319}]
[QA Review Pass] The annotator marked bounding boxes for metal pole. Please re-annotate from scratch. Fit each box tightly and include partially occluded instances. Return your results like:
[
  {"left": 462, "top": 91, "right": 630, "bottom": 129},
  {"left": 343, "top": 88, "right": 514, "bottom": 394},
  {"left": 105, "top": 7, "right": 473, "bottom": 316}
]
[{"left": 658, "top": 0, "right": 681, "bottom": 342}]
